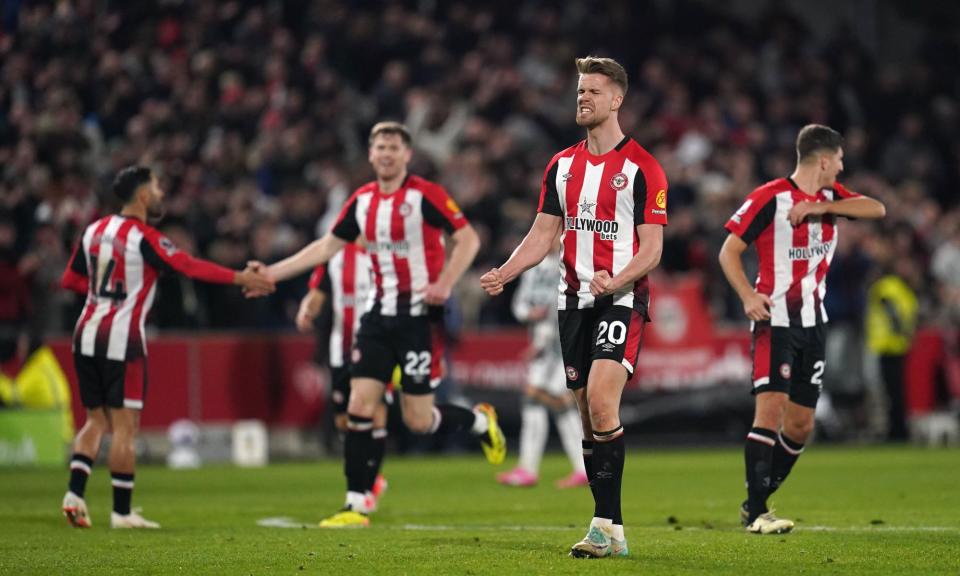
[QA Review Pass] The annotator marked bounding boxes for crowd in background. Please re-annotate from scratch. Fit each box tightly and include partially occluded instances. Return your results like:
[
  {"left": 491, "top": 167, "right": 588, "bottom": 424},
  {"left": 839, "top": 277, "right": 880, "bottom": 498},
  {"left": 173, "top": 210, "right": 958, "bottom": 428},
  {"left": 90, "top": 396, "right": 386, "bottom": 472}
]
[{"left": 2, "top": 1, "right": 958, "bottom": 375}]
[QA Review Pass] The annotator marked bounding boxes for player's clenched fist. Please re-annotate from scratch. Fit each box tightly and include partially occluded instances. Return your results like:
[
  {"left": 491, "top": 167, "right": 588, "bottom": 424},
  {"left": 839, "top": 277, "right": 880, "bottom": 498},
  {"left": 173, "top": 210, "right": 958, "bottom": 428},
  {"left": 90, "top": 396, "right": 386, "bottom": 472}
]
[
  {"left": 742, "top": 291, "right": 773, "bottom": 322},
  {"left": 480, "top": 268, "right": 505, "bottom": 296},
  {"left": 589, "top": 270, "right": 616, "bottom": 297}
]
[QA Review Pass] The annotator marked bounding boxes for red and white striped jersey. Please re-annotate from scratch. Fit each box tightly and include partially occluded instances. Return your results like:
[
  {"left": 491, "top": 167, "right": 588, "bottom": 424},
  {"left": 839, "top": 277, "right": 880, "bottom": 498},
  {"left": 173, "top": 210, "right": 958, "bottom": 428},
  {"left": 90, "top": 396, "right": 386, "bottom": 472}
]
[
  {"left": 538, "top": 137, "right": 668, "bottom": 312},
  {"left": 725, "top": 177, "right": 862, "bottom": 328},
  {"left": 308, "top": 244, "right": 373, "bottom": 368},
  {"left": 61, "top": 215, "right": 236, "bottom": 361},
  {"left": 331, "top": 175, "right": 467, "bottom": 317}
]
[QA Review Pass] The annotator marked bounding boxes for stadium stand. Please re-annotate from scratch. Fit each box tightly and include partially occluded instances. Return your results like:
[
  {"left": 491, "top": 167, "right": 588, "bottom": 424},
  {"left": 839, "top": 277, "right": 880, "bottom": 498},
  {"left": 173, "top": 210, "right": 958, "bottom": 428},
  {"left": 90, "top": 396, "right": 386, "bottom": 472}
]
[{"left": 2, "top": 1, "right": 958, "bottom": 440}]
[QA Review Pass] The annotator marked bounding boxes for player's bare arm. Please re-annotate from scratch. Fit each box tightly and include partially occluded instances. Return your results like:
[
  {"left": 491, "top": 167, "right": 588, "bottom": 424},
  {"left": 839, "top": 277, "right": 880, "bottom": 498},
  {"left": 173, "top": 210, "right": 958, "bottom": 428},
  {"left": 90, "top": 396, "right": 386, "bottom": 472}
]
[
  {"left": 788, "top": 196, "right": 886, "bottom": 226},
  {"left": 589, "top": 224, "right": 663, "bottom": 297},
  {"left": 233, "top": 267, "right": 276, "bottom": 295},
  {"left": 425, "top": 224, "right": 480, "bottom": 305},
  {"left": 267, "top": 232, "right": 350, "bottom": 284},
  {"left": 481, "top": 213, "right": 562, "bottom": 296},
  {"left": 718, "top": 234, "right": 773, "bottom": 322},
  {"left": 296, "top": 289, "right": 326, "bottom": 333}
]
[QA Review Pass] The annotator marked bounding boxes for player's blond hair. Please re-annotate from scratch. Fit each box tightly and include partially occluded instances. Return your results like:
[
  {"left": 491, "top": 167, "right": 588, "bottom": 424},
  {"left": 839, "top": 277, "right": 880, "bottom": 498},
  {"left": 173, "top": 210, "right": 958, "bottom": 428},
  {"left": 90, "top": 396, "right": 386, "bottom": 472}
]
[
  {"left": 575, "top": 56, "right": 628, "bottom": 95},
  {"left": 369, "top": 121, "right": 412, "bottom": 147}
]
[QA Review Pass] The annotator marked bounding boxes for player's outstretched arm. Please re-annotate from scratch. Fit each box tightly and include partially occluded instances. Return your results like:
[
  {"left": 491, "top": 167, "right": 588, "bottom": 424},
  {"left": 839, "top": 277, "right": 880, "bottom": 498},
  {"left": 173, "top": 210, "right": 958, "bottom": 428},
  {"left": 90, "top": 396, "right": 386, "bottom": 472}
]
[
  {"left": 234, "top": 267, "right": 276, "bottom": 295},
  {"left": 267, "top": 232, "right": 348, "bottom": 284},
  {"left": 141, "top": 229, "right": 275, "bottom": 294},
  {"left": 591, "top": 223, "right": 664, "bottom": 297},
  {"left": 718, "top": 233, "right": 773, "bottom": 322},
  {"left": 788, "top": 196, "right": 886, "bottom": 226},
  {"left": 425, "top": 224, "right": 480, "bottom": 305},
  {"left": 481, "top": 213, "right": 561, "bottom": 296}
]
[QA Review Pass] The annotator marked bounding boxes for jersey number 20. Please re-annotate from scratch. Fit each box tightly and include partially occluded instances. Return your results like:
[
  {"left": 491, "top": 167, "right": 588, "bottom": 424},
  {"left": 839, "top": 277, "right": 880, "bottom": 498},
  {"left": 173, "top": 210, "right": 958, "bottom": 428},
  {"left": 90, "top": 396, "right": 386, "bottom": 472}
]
[{"left": 596, "top": 320, "right": 627, "bottom": 346}]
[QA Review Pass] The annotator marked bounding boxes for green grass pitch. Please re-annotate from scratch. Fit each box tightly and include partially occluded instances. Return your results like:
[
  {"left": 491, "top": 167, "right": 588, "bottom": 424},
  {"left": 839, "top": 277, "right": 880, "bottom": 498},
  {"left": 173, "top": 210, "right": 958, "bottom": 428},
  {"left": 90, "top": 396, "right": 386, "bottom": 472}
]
[{"left": 1, "top": 446, "right": 958, "bottom": 575}]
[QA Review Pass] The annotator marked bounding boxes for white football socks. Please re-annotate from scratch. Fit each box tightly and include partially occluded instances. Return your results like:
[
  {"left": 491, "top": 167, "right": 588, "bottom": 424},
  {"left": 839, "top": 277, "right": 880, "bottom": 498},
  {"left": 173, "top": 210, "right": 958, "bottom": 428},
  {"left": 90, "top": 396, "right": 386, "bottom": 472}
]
[{"left": 518, "top": 403, "right": 549, "bottom": 473}]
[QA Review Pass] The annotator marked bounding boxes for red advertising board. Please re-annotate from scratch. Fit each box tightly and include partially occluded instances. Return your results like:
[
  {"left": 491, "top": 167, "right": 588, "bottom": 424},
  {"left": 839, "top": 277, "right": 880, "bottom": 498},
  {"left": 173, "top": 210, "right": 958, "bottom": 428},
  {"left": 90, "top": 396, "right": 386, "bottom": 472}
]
[{"left": 49, "top": 335, "right": 325, "bottom": 430}]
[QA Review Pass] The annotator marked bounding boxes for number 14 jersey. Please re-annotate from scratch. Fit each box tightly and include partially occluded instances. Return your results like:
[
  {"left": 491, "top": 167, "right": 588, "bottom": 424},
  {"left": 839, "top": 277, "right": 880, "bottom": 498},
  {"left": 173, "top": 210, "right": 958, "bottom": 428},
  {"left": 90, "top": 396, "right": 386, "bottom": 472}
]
[{"left": 62, "top": 215, "right": 237, "bottom": 361}]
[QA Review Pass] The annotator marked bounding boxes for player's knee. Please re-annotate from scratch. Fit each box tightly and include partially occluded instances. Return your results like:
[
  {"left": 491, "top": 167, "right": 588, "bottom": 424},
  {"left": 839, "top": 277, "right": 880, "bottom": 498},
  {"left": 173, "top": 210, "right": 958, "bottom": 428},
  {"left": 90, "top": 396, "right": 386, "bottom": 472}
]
[
  {"left": 403, "top": 412, "right": 433, "bottom": 434},
  {"left": 783, "top": 417, "right": 815, "bottom": 442},
  {"left": 588, "top": 405, "right": 618, "bottom": 431},
  {"left": 752, "top": 397, "right": 787, "bottom": 429},
  {"left": 110, "top": 428, "right": 137, "bottom": 450},
  {"left": 346, "top": 395, "right": 378, "bottom": 417},
  {"left": 85, "top": 417, "right": 108, "bottom": 436}
]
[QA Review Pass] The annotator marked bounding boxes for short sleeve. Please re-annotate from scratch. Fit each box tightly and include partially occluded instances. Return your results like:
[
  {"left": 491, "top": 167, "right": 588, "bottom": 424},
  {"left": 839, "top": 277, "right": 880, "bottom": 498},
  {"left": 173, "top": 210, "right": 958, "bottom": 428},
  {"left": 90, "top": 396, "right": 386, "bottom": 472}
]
[
  {"left": 725, "top": 194, "right": 776, "bottom": 245},
  {"left": 140, "top": 234, "right": 177, "bottom": 274},
  {"left": 832, "top": 182, "right": 861, "bottom": 200},
  {"left": 634, "top": 156, "right": 668, "bottom": 225},
  {"left": 69, "top": 240, "right": 88, "bottom": 276},
  {"left": 331, "top": 192, "right": 361, "bottom": 241},
  {"left": 422, "top": 185, "right": 468, "bottom": 233},
  {"left": 537, "top": 159, "right": 562, "bottom": 216},
  {"left": 60, "top": 237, "right": 89, "bottom": 294}
]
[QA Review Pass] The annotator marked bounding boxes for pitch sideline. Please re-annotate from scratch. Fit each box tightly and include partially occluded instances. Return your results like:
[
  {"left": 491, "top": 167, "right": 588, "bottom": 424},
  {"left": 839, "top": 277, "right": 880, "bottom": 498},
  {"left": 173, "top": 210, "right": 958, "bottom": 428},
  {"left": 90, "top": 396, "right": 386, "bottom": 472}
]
[{"left": 257, "top": 517, "right": 960, "bottom": 533}]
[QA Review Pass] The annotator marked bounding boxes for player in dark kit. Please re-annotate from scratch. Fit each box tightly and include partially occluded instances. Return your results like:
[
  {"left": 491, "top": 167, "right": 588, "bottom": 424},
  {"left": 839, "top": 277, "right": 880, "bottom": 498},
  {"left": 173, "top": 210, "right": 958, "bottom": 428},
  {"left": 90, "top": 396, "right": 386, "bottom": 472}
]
[
  {"left": 60, "top": 166, "right": 274, "bottom": 529},
  {"left": 251, "top": 121, "right": 505, "bottom": 528},
  {"left": 719, "top": 125, "right": 885, "bottom": 534},
  {"left": 481, "top": 56, "right": 668, "bottom": 558}
]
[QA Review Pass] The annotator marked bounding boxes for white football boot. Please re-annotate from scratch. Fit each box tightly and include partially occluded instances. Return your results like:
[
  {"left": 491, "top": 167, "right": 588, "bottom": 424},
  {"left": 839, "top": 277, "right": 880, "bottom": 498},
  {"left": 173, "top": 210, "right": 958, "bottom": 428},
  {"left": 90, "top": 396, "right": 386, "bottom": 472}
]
[
  {"left": 62, "top": 491, "right": 92, "bottom": 528},
  {"left": 746, "top": 511, "right": 794, "bottom": 534},
  {"left": 570, "top": 519, "right": 627, "bottom": 558},
  {"left": 111, "top": 509, "right": 160, "bottom": 529}
]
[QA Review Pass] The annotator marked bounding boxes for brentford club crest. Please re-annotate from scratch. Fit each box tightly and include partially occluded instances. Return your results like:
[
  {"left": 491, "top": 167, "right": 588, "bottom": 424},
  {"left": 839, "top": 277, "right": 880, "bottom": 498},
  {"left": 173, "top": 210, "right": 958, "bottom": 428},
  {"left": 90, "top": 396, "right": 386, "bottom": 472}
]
[
  {"left": 610, "top": 172, "right": 628, "bottom": 191},
  {"left": 779, "top": 363, "right": 792, "bottom": 379},
  {"left": 398, "top": 202, "right": 413, "bottom": 217},
  {"left": 565, "top": 366, "right": 579, "bottom": 381}
]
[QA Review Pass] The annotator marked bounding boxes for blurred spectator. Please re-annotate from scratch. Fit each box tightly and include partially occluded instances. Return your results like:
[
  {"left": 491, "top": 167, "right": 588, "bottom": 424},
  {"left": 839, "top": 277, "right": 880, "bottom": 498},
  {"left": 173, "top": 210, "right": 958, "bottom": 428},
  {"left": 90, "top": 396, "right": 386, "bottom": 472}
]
[
  {"left": 0, "top": 0, "right": 956, "bottom": 337},
  {"left": 866, "top": 258, "right": 919, "bottom": 441},
  {"left": 932, "top": 216, "right": 960, "bottom": 322},
  {"left": 0, "top": 216, "right": 30, "bottom": 365}
]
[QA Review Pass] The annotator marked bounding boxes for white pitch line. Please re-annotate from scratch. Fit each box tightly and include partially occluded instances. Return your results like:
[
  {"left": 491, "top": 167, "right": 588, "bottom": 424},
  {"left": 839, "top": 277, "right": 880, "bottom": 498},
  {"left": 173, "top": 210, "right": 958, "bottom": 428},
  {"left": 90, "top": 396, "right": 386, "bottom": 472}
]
[
  {"left": 400, "top": 524, "right": 572, "bottom": 532},
  {"left": 801, "top": 525, "right": 960, "bottom": 533},
  {"left": 257, "top": 517, "right": 311, "bottom": 529},
  {"left": 400, "top": 524, "right": 960, "bottom": 534},
  {"left": 258, "top": 518, "right": 960, "bottom": 534}
]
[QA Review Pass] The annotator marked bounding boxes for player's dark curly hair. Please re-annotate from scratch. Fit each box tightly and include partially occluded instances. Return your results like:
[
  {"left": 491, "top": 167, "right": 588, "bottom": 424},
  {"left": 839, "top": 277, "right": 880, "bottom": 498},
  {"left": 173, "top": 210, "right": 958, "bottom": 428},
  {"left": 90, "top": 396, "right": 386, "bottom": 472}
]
[
  {"left": 796, "top": 125, "right": 844, "bottom": 162},
  {"left": 112, "top": 165, "right": 154, "bottom": 203}
]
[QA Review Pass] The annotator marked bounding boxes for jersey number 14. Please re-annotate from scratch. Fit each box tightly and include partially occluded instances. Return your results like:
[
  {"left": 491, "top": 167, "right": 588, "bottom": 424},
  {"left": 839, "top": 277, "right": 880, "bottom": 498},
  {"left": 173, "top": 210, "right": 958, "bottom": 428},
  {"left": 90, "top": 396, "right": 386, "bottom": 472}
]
[{"left": 92, "top": 255, "right": 128, "bottom": 301}]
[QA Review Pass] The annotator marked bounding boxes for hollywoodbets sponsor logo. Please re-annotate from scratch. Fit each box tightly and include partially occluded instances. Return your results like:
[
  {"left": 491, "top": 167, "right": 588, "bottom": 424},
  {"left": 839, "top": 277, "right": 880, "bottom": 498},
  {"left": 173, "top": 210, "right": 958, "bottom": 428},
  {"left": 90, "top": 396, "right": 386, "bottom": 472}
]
[
  {"left": 565, "top": 216, "right": 619, "bottom": 240},
  {"left": 788, "top": 241, "right": 833, "bottom": 260},
  {"left": 372, "top": 240, "right": 410, "bottom": 254},
  {"left": 567, "top": 199, "right": 619, "bottom": 240}
]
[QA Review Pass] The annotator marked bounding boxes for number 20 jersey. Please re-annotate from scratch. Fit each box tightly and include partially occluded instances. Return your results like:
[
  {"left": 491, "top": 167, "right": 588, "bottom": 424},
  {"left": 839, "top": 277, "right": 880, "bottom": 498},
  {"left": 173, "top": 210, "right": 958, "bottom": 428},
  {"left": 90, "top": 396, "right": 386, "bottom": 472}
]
[{"left": 537, "top": 136, "right": 668, "bottom": 313}]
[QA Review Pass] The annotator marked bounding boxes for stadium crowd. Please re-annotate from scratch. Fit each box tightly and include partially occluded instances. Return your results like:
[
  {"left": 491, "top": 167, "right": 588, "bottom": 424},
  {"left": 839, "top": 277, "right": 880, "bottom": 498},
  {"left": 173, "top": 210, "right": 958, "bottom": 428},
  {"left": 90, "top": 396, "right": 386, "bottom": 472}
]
[{"left": 1, "top": 0, "right": 958, "bottom": 352}]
